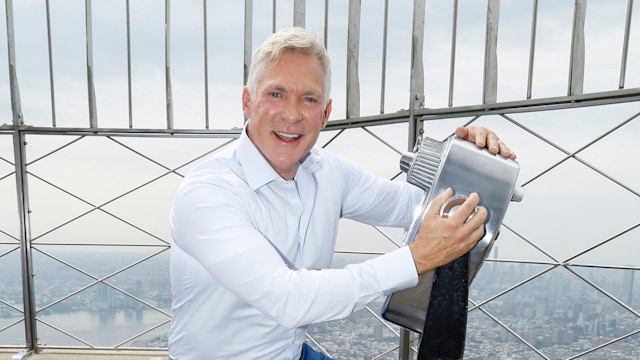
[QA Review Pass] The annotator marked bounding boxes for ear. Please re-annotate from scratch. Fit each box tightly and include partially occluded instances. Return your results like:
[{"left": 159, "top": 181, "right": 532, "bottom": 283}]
[
  {"left": 321, "top": 99, "right": 332, "bottom": 129},
  {"left": 242, "top": 87, "right": 252, "bottom": 119}
]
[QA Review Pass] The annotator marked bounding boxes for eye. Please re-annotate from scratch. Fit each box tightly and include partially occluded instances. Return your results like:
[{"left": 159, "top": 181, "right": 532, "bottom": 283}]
[
  {"left": 302, "top": 96, "right": 318, "bottom": 104},
  {"left": 268, "top": 91, "right": 283, "bottom": 98}
]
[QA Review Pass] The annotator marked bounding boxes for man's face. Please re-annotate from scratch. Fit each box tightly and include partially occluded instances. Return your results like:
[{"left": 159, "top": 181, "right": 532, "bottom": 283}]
[{"left": 243, "top": 51, "right": 332, "bottom": 180}]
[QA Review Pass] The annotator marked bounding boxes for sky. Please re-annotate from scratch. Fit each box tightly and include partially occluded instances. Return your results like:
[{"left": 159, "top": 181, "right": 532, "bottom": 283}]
[{"left": 0, "top": 0, "right": 639, "bottom": 271}]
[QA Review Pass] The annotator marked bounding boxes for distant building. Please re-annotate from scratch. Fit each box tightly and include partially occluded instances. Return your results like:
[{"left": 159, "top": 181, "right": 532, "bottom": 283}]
[{"left": 621, "top": 270, "right": 634, "bottom": 305}]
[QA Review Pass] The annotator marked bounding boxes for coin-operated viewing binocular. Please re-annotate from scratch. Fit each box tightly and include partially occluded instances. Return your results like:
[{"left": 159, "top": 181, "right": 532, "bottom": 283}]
[{"left": 382, "top": 135, "right": 524, "bottom": 359}]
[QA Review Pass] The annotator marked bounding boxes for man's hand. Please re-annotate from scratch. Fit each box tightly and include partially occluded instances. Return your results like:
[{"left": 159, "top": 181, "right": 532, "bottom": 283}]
[
  {"left": 455, "top": 126, "right": 516, "bottom": 159},
  {"left": 409, "top": 188, "right": 487, "bottom": 275}
]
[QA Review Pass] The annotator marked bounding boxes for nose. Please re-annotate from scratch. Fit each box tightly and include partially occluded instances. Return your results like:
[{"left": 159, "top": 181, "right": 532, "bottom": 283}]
[{"left": 281, "top": 98, "right": 302, "bottom": 123}]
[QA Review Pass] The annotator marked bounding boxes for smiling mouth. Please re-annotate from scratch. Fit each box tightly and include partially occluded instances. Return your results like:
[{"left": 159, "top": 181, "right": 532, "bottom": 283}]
[{"left": 274, "top": 131, "right": 301, "bottom": 141}]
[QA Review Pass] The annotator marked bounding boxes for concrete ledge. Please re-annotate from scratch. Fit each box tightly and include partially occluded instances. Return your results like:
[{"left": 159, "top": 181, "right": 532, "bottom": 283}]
[{"left": 0, "top": 349, "right": 169, "bottom": 360}]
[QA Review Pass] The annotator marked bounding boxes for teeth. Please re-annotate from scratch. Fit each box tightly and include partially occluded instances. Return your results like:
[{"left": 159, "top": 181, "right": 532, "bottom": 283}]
[{"left": 275, "top": 131, "right": 300, "bottom": 139}]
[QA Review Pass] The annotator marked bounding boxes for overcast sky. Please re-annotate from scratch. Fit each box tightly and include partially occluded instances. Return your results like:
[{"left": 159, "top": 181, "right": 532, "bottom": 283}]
[{"left": 1, "top": 0, "right": 639, "bottom": 269}]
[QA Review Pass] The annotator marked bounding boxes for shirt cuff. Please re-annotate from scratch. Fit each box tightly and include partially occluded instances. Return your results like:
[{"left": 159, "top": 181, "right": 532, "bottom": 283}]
[{"left": 371, "top": 246, "right": 419, "bottom": 294}]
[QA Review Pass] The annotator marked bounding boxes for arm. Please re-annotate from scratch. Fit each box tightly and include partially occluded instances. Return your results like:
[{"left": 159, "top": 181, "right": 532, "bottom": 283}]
[{"left": 171, "top": 179, "right": 418, "bottom": 329}]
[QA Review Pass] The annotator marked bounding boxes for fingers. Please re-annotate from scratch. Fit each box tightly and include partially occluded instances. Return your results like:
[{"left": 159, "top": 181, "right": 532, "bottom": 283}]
[
  {"left": 448, "top": 192, "right": 480, "bottom": 225},
  {"left": 456, "top": 126, "right": 517, "bottom": 159},
  {"left": 426, "top": 188, "right": 453, "bottom": 217},
  {"left": 410, "top": 190, "right": 487, "bottom": 274},
  {"left": 455, "top": 126, "right": 489, "bottom": 148}
]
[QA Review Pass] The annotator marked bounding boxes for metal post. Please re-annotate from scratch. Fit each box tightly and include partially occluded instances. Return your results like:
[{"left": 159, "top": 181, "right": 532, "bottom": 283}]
[
  {"left": 402, "top": 2, "right": 426, "bottom": 358},
  {"left": 483, "top": 0, "right": 500, "bottom": 104},
  {"left": 399, "top": 329, "right": 412, "bottom": 360},
  {"left": 619, "top": 0, "right": 634, "bottom": 89},
  {"left": 408, "top": 0, "right": 425, "bottom": 150},
  {"left": 243, "top": 0, "right": 253, "bottom": 86},
  {"left": 293, "top": 0, "right": 305, "bottom": 28},
  {"left": 568, "top": 0, "right": 587, "bottom": 96},
  {"left": 346, "top": 0, "right": 361, "bottom": 119},
  {"left": 165, "top": 0, "right": 174, "bottom": 129},
  {"left": 85, "top": 0, "right": 98, "bottom": 127},
  {"left": 5, "top": 0, "right": 37, "bottom": 353}
]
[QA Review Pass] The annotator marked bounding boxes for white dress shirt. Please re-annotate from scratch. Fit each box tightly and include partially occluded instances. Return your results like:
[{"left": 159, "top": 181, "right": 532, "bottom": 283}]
[{"left": 168, "top": 126, "right": 422, "bottom": 360}]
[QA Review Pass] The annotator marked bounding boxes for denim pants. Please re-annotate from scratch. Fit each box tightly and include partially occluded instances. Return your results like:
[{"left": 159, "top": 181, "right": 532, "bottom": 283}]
[
  {"left": 169, "top": 343, "right": 334, "bottom": 360},
  {"left": 300, "top": 343, "right": 334, "bottom": 360}
]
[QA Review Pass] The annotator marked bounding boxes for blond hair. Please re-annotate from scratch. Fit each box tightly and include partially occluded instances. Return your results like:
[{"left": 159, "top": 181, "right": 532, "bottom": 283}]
[{"left": 246, "top": 27, "right": 331, "bottom": 106}]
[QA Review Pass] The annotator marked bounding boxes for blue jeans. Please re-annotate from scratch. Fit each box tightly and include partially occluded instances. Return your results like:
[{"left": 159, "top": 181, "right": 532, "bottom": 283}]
[{"left": 301, "top": 343, "right": 334, "bottom": 360}]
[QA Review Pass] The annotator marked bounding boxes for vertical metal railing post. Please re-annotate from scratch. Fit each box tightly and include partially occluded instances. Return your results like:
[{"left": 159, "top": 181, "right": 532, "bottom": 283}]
[
  {"left": 346, "top": 0, "right": 361, "bottom": 119},
  {"left": 45, "top": 0, "right": 57, "bottom": 127},
  {"left": 85, "top": 0, "right": 98, "bottom": 128},
  {"left": 126, "top": 0, "right": 134, "bottom": 128},
  {"left": 203, "top": 0, "right": 210, "bottom": 129},
  {"left": 293, "top": 0, "right": 305, "bottom": 28},
  {"left": 568, "top": 0, "right": 586, "bottom": 96},
  {"left": 619, "top": 0, "right": 634, "bottom": 89},
  {"left": 165, "top": 0, "right": 174, "bottom": 129},
  {"left": 447, "top": 0, "right": 459, "bottom": 108},
  {"left": 483, "top": 0, "right": 500, "bottom": 105},
  {"left": 402, "top": 1, "right": 426, "bottom": 359},
  {"left": 243, "top": 0, "right": 253, "bottom": 86},
  {"left": 5, "top": 0, "right": 37, "bottom": 353},
  {"left": 408, "top": 0, "right": 425, "bottom": 151},
  {"left": 526, "top": 0, "right": 539, "bottom": 100},
  {"left": 379, "top": 0, "right": 389, "bottom": 114}
]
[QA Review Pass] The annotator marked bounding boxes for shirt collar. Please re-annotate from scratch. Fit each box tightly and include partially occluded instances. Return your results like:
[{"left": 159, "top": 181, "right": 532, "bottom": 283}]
[{"left": 237, "top": 124, "right": 323, "bottom": 190}]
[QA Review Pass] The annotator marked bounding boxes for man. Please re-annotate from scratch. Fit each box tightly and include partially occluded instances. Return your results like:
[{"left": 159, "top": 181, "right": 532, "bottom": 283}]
[{"left": 168, "top": 27, "right": 515, "bottom": 360}]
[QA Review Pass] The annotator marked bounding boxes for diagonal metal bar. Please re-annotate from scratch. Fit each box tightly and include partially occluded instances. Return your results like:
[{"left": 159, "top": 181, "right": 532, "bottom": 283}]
[
  {"left": 33, "top": 247, "right": 171, "bottom": 317},
  {"left": 24, "top": 136, "right": 235, "bottom": 244},
  {"left": 1, "top": 154, "right": 14, "bottom": 165},
  {"left": 0, "top": 318, "right": 23, "bottom": 334},
  {"left": 304, "top": 333, "right": 333, "bottom": 359},
  {"left": 362, "top": 127, "right": 403, "bottom": 155},
  {"left": 113, "top": 318, "right": 171, "bottom": 348},
  {"left": 364, "top": 305, "right": 400, "bottom": 338},
  {"left": 565, "top": 264, "right": 640, "bottom": 317},
  {"left": 567, "top": 328, "right": 640, "bottom": 360},
  {"left": 106, "top": 136, "right": 231, "bottom": 177},
  {"left": 319, "top": 128, "right": 346, "bottom": 148},
  {"left": 37, "top": 318, "right": 95, "bottom": 347},
  {"left": 25, "top": 136, "right": 85, "bottom": 167},
  {"left": 371, "top": 225, "right": 404, "bottom": 249},
  {"left": 501, "top": 223, "right": 560, "bottom": 263},
  {"left": 0, "top": 172, "right": 15, "bottom": 182},
  {"left": 468, "top": 262, "right": 557, "bottom": 311},
  {"left": 26, "top": 135, "right": 233, "bottom": 243},
  {"left": 504, "top": 112, "right": 640, "bottom": 198},
  {"left": 27, "top": 172, "right": 169, "bottom": 245},
  {"left": 562, "top": 222, "right": 640, "bottom": 264},
  {"left": 0, "top": 229, "right": 19, "bottom": 243},
  {"left": 468, "top": 298, "right": 549, "bottom": 359},
  {"left": 0, "top": 298, "right": 23, "bottom": 314}
]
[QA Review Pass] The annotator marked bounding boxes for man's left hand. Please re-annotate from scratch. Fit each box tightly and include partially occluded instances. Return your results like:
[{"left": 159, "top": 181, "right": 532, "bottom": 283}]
[{"left": 455, "top": 126, "right": 516, "bottom": 159}]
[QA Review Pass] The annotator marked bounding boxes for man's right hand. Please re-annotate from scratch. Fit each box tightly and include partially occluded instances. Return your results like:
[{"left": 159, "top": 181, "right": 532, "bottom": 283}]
[{"left": 408, "top": 188, "right": 487, "bottom": 275}]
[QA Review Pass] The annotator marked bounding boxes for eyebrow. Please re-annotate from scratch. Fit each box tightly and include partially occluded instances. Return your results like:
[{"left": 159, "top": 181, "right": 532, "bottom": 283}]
[{"left": 264, "top": 84, "right": 322, "bottom": 98}]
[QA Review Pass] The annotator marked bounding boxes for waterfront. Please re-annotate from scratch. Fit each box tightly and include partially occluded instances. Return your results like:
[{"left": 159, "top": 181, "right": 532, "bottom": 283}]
[{"left": 1, "top": 251, "right": 639, "bottom": 359}]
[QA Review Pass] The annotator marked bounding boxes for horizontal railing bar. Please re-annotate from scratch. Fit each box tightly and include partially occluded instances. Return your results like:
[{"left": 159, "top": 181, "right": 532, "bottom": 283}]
[{"left": 0, "top": 126, "right": 242, "bottom": 138}]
